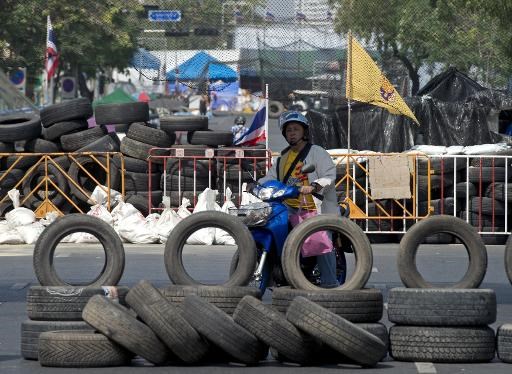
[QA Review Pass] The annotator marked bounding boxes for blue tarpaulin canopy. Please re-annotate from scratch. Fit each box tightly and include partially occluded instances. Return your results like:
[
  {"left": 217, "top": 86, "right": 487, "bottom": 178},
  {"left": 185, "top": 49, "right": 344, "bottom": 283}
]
[
  {"left": 166, "top": 51, "right": 237, "bottom": 82},
  {"left": 131, "top": 48, "right": 161, "bottom": 71}
]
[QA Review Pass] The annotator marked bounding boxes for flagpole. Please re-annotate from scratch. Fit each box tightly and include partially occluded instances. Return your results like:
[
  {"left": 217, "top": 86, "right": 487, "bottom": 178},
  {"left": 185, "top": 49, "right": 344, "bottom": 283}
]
[
  {"left": 347, "top": 31, "right": 352, "bottom": 153},
  {"left": 265, "top": 83, "right": 269, "bottom": 150}
]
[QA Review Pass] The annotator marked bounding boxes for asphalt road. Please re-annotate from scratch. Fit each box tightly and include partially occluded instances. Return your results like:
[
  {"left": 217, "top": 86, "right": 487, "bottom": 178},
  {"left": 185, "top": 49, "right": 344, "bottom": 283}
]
[{"left": 0, "top": 242, "right": 511, "bottom": 373}]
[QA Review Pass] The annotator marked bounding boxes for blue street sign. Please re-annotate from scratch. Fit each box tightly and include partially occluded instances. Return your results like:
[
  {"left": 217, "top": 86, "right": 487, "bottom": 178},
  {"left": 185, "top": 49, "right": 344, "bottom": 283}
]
[{"left": 148, "top": 10, "right": 181, "bottom": 22}]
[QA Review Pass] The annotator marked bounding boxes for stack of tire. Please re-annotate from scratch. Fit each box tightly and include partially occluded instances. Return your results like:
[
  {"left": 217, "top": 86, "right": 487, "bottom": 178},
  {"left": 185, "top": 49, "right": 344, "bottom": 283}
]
[
  {"left": 458, "top": 155, "right": 512, "bottom": 245},
  {"left": 391, "top": 215, "right": 500, "bottom": 363},
  {"left": 387, "top": 288, "right": 497, "bottom": 363},
  {"left": 0, "top": 111, "right": 43, "bottom": 213},
  {"left": 21, "top": 286, "right": 129, "bottom": 362},
  {"left": 159, "top": 116, "right": 231, "bottom": 206},
  {"left": 217, "top": 144, "right": 268, "bottom": 205}
]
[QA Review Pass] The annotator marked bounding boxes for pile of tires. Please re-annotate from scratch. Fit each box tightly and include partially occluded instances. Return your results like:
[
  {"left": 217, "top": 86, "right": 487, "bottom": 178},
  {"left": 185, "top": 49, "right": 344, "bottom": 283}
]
[{"left": 388, "top": 288, "right": 497, "bottom": 363}]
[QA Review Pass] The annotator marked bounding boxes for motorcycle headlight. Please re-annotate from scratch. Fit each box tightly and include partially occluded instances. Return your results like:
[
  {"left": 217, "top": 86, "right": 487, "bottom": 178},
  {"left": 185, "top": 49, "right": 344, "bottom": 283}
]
[
  {"left": 257, "top": 187, "right": 273, "bottom": 201},
  {"left": 271, "top": 189, "right": 286, "bottom": 198}
]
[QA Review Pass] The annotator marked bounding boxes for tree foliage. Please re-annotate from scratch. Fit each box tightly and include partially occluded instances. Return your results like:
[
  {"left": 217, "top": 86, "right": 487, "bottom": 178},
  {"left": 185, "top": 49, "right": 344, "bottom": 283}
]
[{"left": 330, "top": 0, "right": 512, "bottom": 93}]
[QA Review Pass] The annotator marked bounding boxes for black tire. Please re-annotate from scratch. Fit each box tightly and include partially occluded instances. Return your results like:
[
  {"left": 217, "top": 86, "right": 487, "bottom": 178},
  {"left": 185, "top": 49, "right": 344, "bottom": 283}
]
[
  {"left": 387, "top": 288, "right": 497, "bottom": 326},
  {"left": 159, "top": 285, "right": 261, "bottom": 315},
  {"left": 165, "top": 158, "right": 217, "bottom": 178},
  {"left": 125, "top": 191, "right": 162, "bottom": 209},
  {"left": 416, "top": 157, "right": 466, "bottom": 175},
  {"left": 0, "top": 169, "right": 25, "bottom": 190},
  {"left": 38, "top": 330, "right": 132, "bottom": 367},
  {"left": 418, "top": 197, "right": 457, "bottom": 216},
  {"left": 505, "top": 235, "right": 512, "bottom": 286},
  {"left": 0, "top": 141, "right": 14, "bottom": 152},
  {"left": 164, "top": 211, "right": 257, "bottom": 287},
  {"left": 41, "top": 120, "right": 89, "bottom": 141},
  {"left": 161, "top": 174, "right": 214, "bottom": 192},
  {"left": 24, "top": 138, "right": 60, "bottom": 153},
  {"left": 446, "top": 181, "right": 477, "bottom": 199},
  {"left": 460, "top": 211, "right": 505, "bottom": 228},
  {"left": 183, "top": 295, "right": 268, "bottom": 365},
  {"left": 471, "top": 156, "right": 508, "bottom": 167},
  {"left": 76, "top": 133, "right": 120, "bottom": 153},
  {"left": 268, "top": 101, "right": 284, "bottom": 118},
  {"left": 21, "top": 320, "right": 93, "bottom": 360},
  {"left": 120, "top": 136, "right": 169, "bottom": 163},
  {"left": 271, "top": 287, "right": 383, "bottom": 322},
  {"left": 0, "top": 114, "right": 41, "bottom": 141},
  {"left": 124, "top": 170, "right": 161, "bottom": 193},
  {"left": 40, "top": 98, "right": 93, "bottom": 127},
  {"left": 127, "top": 122, "right": 175, "bottom": 147},
  {"left": 485, "top": 182, "right": 512, "bottom": 202},
  {"left": 187, "top": 130, "right": 233, "bottom": 146},
  {"left": 497, "top": 324, "right": 512, "bottom": 363},
  {"left": 2, "top": 154, "right": 40, "bottom": 170},
  {"left": 125, "top": 280, "right": 209, "bottom": 363},
  {"left": 82, "top": 295, "right": 169, "bottom": 365},
  {"left": 232, "top": 295, "right": 317, "bottom": 364},
  {"left": 160, "top": 116, "right": 208, "bottom": 132},
  {"left": 95, "top": 102, "right": 149, "bottom": 125},
  {"left": 123, "top": 156, "right": 149, "bottom": 173},
  {"left": 286, "top": 297, "right": 386, "bottom": 367},
  {"left": 22, "top": 162, "right": 69, "bottom": 209},
  {"left": 468, "top": 166, "right": 508, "bottom": 183},
  {"left": 60, "top": 126, "right": 107, "bottom": 151},
  {"left": 26, "top": 286, "right": 129, "bottom": 321},
  {"left": 389, "top": 325, "right": 495, "bottom": 363},
  {"left": 282, "top": 216, "right": 373, "bottom": 291},
  {"left": 469, "top": 196, "right": 506, "bottom": 216},
  {"left": 33, "top": 214, "right": 125, "bottom": 287},
  {"left": 398, "top": 215, "right": 487, "bottom": 288},
  {"left": 67, "top": 156, "right": 121, "bottom": 202}
]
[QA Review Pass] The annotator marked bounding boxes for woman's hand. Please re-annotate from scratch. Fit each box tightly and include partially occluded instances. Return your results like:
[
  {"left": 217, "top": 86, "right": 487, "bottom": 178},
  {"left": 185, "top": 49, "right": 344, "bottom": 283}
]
[{"left": 299, "top": 186, "right": 315, "bottom": 194}]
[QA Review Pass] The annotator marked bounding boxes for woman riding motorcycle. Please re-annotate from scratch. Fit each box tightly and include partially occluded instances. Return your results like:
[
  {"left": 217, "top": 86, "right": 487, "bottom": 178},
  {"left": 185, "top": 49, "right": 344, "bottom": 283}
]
[{"left": 258, "top": 111, "right": 343, "bottom": 288}]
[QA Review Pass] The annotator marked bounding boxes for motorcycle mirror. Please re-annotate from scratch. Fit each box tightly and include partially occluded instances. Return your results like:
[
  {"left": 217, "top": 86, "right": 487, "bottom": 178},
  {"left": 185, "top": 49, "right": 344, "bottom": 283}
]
[{"left": 301, "top": 164, "right": 315, "bottom": 174}]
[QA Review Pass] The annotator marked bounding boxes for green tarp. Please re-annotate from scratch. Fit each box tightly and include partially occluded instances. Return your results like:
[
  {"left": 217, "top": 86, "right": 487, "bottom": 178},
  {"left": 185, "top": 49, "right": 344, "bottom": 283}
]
[{"left": 93, "top": 88, "right": 135, "bottom": 107}]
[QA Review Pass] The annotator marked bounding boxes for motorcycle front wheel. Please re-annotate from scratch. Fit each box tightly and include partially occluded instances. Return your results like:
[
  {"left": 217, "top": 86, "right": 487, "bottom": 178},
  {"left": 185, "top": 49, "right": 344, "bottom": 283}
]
[{"left": 282, "top": 216, "right": 373, "bottom": 291}]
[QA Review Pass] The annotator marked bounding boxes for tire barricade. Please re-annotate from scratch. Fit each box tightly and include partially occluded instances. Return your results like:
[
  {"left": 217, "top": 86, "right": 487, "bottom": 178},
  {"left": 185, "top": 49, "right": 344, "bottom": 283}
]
[
  {"left": 0, "top": 152, "right": 124, "bottom": 217},
  {"left": 147, "top": 146, "right": 272, "bottom": 210}
]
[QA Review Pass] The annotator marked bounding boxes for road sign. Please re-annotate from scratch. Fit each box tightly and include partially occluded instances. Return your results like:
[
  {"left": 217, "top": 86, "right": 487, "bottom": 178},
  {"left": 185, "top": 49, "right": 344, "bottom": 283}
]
[
  {"left": 61, "top": 76, "right": 77, "bottom": 99},
  {"left": 148, "top": 10, "right": 181, "bottom": 22},
  {"left": 9, "top": 67, "right": 26, "bottom": 94}
]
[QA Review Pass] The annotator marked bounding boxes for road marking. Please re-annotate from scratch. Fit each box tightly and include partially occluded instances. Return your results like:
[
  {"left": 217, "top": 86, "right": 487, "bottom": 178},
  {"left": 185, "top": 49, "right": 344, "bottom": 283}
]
[
  {"left": 55, "top": 253, "right": 70, "bottom": 258},
  {"left": 11, "top": 282, "right": 29, "bottom": 290},
  {"left": 0, "top": 252, "right": 32, "bottom": 257},
  {"left": 415, "top": 362, "right": 436, "bottom": 374},
  {"left": 372, "top": 266, "right": 379, "bottom": 272}
]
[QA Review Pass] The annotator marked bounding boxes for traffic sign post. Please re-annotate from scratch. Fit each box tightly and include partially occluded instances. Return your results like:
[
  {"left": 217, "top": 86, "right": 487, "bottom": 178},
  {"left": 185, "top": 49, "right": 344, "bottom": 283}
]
[{"left": 148, "top": 10, "right": 181, "bottom": 22}]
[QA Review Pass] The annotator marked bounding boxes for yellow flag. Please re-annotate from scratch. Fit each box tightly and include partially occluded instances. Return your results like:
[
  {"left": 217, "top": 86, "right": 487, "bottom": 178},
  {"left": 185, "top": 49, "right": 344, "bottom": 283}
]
[{"left": 346, "top": 35, "right": 419, "bottom": 124}]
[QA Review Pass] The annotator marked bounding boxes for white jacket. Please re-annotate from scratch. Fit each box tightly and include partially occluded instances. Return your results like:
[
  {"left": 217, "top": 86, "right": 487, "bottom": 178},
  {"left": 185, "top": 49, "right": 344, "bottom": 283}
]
[{"left": 259, "top": 144, "right": 339, "bottom": 216}]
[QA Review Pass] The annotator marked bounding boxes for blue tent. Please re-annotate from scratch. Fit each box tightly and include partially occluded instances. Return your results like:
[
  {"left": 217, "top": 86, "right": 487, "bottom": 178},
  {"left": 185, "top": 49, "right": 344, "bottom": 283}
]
[
  {"left": 131, "top": 48, "right": 161, "bottom": 71},
  {"left": 166, "top": 51, "right": 237, "bottom": 82}
]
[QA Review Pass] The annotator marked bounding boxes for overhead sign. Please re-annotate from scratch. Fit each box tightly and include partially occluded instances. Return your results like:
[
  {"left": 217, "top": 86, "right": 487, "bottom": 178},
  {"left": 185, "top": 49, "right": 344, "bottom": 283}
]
[{"left": 148, "top": 10, "right": 181, "bottom": 22}]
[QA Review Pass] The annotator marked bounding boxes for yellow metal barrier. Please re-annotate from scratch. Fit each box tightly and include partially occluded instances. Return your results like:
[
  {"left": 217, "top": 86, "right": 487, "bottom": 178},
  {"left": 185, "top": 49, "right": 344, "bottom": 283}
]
[{"left": 0, "top": 152, "right": 124, "bottom": 218}]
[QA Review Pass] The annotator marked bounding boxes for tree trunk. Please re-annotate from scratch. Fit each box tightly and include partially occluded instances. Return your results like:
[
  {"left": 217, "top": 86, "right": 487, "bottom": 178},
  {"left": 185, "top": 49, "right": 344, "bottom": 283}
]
[{"left": 393, "top": 50, "right": 420, "bottom": 95}]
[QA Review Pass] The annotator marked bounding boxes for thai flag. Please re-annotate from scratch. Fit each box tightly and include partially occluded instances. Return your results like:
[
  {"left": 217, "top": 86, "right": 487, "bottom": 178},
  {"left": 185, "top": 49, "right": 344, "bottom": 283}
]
[
  {"left": 265, "top": 11, "right": 276, "bottom": 22},
  {"left": 234, "top": 106, "right": 266, "bottom": 146},
  {"left": 296, "top": 12, "right": 306, "bottom": 21},
  {"left": 46, "top": 16, "right": 59, "bottom": 81}
]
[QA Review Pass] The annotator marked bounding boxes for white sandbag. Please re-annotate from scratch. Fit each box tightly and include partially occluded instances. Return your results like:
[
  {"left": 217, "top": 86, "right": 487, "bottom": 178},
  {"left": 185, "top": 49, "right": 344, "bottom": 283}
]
[
  {"left": 71, "top": 204, "right": 114, "bottom": 243},
  {"left": 186, "top": 188, "right": 217, "bottom": 245},
  {"left": 5, "top": 189, "right": 36, "bottom": 227},
  {"left": 111, "top": 197, "right": 140, "bottom": 224},
  {"left": 0, "top": 221, "right": 24, "bottom": 244},
  {"left": 155, "top": 208, "right": 182, "bottom": 243},
  {"left": 16, "top": 221, "right": 45, "bottom": 244},
  {"left": 177, "top": 198, "right": 192, "bottom": 219},
  {"left": 410, "top": 145, "right": 447, "bottom": 155},
  {"left": 87, "top": 185, "right": 121, "bottom": 206},
  {"left": 241, "top": 183, "right": 263, "bottom": 205},
  {"left": 463, "top": 143, "right": 509, "bottom": 155},
  {"left": 117, "top": 212, "right": 159, "bottom": 244},
  {"left": 215, "top": 188, "right": 236, "bottom": 245},
  {"left": 445, "top": 145, "right": 465, "bottom": 155},
  {"left": 39, "top": 211, "right": 60, "bottom": 226}
]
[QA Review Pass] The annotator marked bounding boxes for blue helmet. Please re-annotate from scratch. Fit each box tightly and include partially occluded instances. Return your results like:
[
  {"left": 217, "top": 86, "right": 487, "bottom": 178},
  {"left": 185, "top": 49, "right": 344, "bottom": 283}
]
[{"left": 278, "top": 110, "right": 309, "bottom": 136}]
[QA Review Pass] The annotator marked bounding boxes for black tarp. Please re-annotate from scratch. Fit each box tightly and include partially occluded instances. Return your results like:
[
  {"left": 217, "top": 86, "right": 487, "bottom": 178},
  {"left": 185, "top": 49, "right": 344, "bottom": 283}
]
[{"left": 308, "top": 68, "right": 512, "bottom": 151}]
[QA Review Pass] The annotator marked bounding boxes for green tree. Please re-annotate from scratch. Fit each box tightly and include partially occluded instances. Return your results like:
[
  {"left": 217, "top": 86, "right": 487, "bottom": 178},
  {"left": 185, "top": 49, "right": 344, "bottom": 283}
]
[
  {"left": 0, "top": 0, "right": 143, "bottom": 100},
  {"left": 330, "top": 0, "right": 512, "bottom": 93}
]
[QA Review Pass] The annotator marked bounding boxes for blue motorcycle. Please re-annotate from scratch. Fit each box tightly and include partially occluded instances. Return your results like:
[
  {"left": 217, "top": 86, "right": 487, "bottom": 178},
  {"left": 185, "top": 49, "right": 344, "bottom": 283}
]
[{"left": 228, "top": 164, "right": 350, "bottom": 292}]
